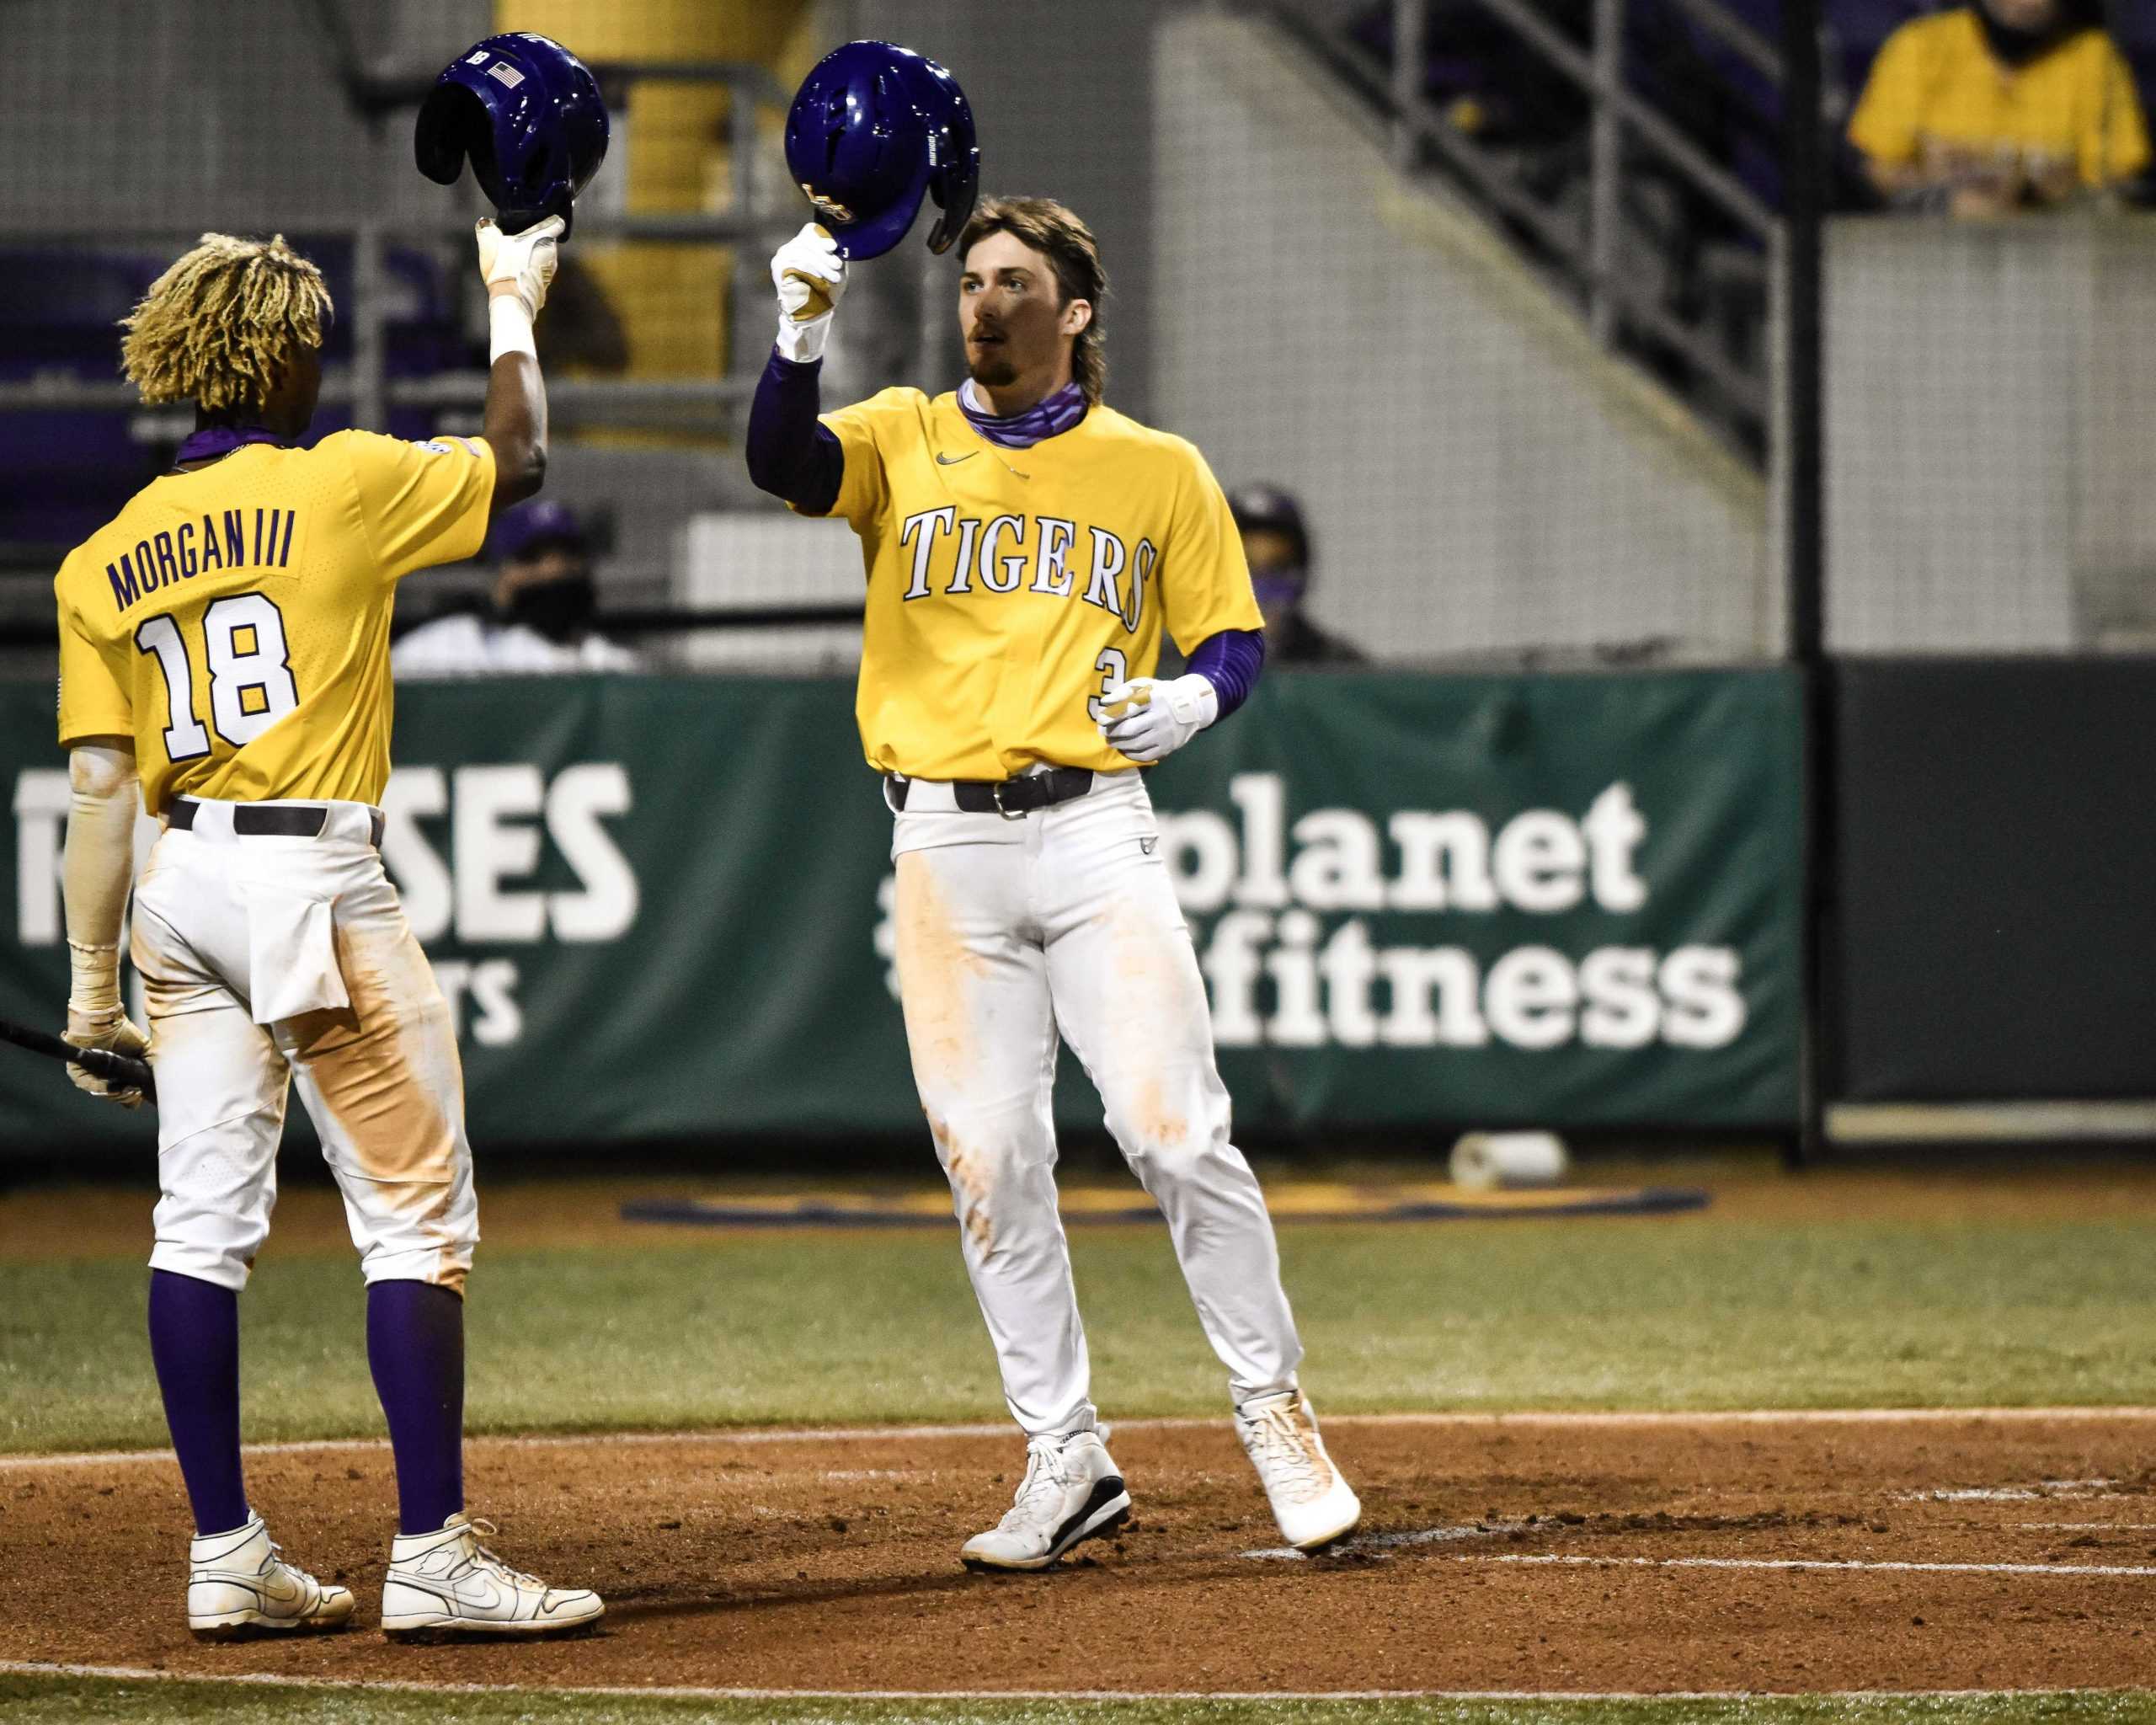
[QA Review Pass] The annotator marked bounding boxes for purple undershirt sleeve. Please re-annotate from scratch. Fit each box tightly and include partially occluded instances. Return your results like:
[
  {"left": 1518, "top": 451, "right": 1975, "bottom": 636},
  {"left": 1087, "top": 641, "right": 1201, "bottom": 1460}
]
[
  {"left": 1187, "top": 628, "right": 1266, "bottom": 721},
  {"left": 745, "top": 346, "right": 844, "bottom": 516}
]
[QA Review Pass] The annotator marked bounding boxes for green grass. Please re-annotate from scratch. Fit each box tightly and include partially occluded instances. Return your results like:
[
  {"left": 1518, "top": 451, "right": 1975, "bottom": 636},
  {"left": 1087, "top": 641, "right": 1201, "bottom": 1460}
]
[
  {"left": 8, "top": 1215, "right": 2156, "bottom": 1453},
  {"left": 5, "top": 1679, "right": 2156, "bottom": 1725}
]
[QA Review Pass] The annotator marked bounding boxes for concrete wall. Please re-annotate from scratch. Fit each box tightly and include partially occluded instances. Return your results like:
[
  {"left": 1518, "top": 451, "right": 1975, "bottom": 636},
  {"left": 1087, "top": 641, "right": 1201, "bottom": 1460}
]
[{"left": 1151, "top": 12, "right": 1770, "bottom": 664}]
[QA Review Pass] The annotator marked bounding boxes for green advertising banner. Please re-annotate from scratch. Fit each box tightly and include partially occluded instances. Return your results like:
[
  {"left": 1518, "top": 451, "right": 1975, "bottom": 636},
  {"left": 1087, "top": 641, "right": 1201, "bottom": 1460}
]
[{"left": 0, "top": 668, "right": 1801, "bottom": 1161}]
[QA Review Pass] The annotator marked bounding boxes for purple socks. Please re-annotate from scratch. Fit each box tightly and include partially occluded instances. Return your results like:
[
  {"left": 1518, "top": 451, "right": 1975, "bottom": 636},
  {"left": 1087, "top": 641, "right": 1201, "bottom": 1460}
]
[
  {"left": 147, "top": 1269, "right": 249, "bottom": 1535},
  {"left": 148, "top": 1272, "right": 466, "bottom": 1539},
  {"left": 366, "top": 1279, "right": 467, "bottom": 1535}
]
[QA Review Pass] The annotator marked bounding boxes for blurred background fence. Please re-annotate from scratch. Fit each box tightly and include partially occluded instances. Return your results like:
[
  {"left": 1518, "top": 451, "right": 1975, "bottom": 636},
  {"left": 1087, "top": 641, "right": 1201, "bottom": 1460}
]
[{"left": 4, "top": 0, "right": 2155, "bottom": 1161}]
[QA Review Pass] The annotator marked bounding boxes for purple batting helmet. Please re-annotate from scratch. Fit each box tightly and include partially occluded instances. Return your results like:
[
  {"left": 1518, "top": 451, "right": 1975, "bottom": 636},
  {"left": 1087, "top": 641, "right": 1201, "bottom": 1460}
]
[
  {"left": 783, "top": 41, "right": 979, "bottom": 259},
  {"left": 416, "top": 34, "right": 610, "bottom": 238}
]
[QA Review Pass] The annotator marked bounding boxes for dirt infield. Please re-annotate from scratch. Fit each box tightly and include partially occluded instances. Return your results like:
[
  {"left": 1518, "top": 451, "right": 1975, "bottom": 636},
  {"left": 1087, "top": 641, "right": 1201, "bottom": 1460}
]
[{"left": 6, "top": 1413, "right": 2156, "bottom": 1696}]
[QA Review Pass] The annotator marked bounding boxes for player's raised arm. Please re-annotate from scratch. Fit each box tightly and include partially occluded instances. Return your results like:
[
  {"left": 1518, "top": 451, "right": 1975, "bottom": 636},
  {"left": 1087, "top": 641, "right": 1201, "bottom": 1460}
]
[
  {"left": 744, "top": 223, "right": 848, "bottom": 514},
  {"left": 474, "top": 216, "right": 561, "bottom": 518}
]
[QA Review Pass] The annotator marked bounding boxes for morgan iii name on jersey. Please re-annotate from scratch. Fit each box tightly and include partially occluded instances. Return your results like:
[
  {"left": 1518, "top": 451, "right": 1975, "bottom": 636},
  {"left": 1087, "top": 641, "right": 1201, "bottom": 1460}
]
[
  {"left": 811, "top": 387, "right": 1262, "bottom": 781},
  {"left": 56, "top": 432, "right": 496, "bottom": 814}
]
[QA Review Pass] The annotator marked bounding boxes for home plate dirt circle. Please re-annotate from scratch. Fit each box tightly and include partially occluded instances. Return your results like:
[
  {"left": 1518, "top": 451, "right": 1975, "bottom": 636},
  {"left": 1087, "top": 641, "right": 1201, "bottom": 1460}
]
[{"left": 5, "top": 1412, "right": 2156, "bottom": 1696}]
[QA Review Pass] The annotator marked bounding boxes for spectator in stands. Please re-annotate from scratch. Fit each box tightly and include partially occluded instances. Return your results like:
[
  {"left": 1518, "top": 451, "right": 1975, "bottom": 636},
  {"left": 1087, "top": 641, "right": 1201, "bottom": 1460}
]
[
  {"left": 1849, "top": 0, "right": 2149, "bottom": 213},
  {"left": 393, "top": 500, "right": 638, "bottom": 677},
  {"left": 1228, "top": 484, "right": 1366, "bottom": 668}
]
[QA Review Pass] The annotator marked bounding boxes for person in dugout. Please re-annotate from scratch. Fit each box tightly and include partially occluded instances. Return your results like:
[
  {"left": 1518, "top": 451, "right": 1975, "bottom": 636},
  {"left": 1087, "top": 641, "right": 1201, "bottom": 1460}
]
[
  {"left": 393, "top": 499, "right": 638, "bottom": 677},
  {"left": 1225, "top": 483, "right": 1367, "bottom": 667}
]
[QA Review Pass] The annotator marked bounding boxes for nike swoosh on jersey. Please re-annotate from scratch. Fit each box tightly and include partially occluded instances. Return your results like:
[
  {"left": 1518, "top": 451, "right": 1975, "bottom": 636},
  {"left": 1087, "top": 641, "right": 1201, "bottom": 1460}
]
[{"left": 935, "top": 451, "right": 976, "bottom": 465}]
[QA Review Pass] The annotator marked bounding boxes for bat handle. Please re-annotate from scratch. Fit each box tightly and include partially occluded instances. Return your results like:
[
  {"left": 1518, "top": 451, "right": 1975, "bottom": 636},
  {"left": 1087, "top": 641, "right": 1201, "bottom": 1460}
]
[{"left": 74, "top": 1044, "right": 158, "bottom": 1104}]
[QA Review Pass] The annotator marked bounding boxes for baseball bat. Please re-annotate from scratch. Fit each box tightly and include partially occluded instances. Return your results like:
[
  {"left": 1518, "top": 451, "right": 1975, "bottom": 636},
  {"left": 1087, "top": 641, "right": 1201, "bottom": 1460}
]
[{"left": 0, "top": 1017, "right": 157, "bottom": 1104}]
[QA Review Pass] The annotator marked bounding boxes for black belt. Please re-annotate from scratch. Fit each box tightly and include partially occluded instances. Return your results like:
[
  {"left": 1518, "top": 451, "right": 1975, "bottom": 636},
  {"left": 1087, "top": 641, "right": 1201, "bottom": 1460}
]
[
  {"left": 168, "top": 798, "right": 385, "bottom": 847},
  {"left": 887, "top": 768, "right": 1095, "bottom": 816}
]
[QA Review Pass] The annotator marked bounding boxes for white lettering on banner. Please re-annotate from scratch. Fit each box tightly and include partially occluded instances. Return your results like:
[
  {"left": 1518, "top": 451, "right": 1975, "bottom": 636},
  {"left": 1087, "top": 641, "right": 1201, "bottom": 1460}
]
[
  {"left": 454, "top": 765, "right": 547, "bottom": 943},
  {"left": 1202, "top": 909, "right": 1271, "bottom": 1044},
  {"left": 1160, "top": 809, "right": 1239, "bottom": 913},
  {"left": 867, "top": 772, "right": 1749, "bottom": 1055},
  {"left": 1318, "top": 919, "right": 1381, "bottom": 1047},
  {"left": 13, "top": 770, "right": 69, "bottom": 947},
  {"left": 1661, "top": 945, "right": 1748, "bottom": 1046},
  {"left": 8, "top": 762, "right": 638, "bottom": 1060},
  {"left": 1286, "top": 809, "right": 1387, "bottom": 911},
  {"left": 382, "top": 764, "right": 639, "bottom": 948},
  {"left": 545, "top": 764, "right": 638, "bottom": 942},
  {"left": 433, "top": 958, "right": 524, "bottom": 1046},
  {"left": 1263, "top": 910, "right": 1329, "bottom": 1047},
  {"left": 1387, "top": 810, "right": 1498, "bottom": 911},
  {"left": 1492, "top": 813, "right": 1588, "bottom": 914},
  {"left": 382, "top": 767, "right": 453, "bottom": 942},
  {"left": 1578, "top": 947, "right": 1662, "bottom": 1049},
  {"left": 1376, "top": 944, "right": 1489, "bottom": 1046},
  {"left": 1484, "top": 946, "right": 1580, "bottom": 1049},
  {"left": 1228, "top": 774, "right": 1291, "bottom": 908},
  {"left": 1582, "top": 784, "right": 1650, "bottom": 911},
  {"left": 1166, "top": 774, "right": 1654, "bottom": 921}
]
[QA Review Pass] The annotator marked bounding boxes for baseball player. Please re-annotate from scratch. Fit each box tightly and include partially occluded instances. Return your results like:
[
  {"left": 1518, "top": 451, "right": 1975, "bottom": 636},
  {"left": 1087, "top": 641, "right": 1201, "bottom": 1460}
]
[
  {"left": 54, "top": 227, "right": 601, "bottom": 1638},
  {"left": 746, "top": 198, "right": 1362, "bottom": 1567}
]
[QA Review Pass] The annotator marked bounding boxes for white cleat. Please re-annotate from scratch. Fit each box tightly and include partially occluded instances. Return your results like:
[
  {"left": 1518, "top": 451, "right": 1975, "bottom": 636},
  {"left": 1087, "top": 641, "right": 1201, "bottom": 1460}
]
[
  {"left": 960, "top": 1430, "right": 1132, "bottom": 1572},
  {"left": 1236, "top": 1390, "right": 1362, "bottom": 1551},
  {"left": 381, "top": 1513, "right": 604, "bottom": 1641},
  {"left": 187, "top": 1514, "right": 355, "bottom": 1641}
]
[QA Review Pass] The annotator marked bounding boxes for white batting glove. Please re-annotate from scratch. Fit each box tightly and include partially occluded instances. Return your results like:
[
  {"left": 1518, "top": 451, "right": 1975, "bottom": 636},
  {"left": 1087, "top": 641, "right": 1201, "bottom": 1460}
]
[
  {"left": 476, "top": 216, "right": 563, "bottom": 318},
  {"left": 64, "top": 999, "right": 150, "bottom": 1109},
  {"left": 772, "top": 222, "right": 846, "bottom": 364},
  {"left": 1099, "top": 675, "right": 1219, "bottom": 764}
]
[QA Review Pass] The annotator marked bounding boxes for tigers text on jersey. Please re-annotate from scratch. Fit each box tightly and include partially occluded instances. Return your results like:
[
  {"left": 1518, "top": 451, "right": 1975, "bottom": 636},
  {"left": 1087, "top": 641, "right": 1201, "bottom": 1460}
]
[
  {"left": 56, "top": 432, "right": 496, "bottom": 813},
  {"left": 814, "top": 388, "right": 1262, "bottom": 780}
]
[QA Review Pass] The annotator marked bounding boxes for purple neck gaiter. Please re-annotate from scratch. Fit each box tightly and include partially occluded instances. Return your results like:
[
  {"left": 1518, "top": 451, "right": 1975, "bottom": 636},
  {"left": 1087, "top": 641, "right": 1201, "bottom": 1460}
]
[
  {"left": 958, "top": 379, "right": 1088, "bottom": 449},
  {"left": 174, "top": 426, "right": 290, "bottom": 467}
]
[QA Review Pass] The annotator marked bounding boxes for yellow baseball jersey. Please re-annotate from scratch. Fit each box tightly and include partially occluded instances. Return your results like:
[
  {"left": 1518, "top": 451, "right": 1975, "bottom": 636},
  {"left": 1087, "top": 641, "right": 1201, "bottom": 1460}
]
[
  {"left": 1849, "top": 11, "right": 2150, "bottom": 187},
  {"left": 56, "top": 431, "right": 496, "bottom": 814},
  {"left": 814, "top": 388, "right": 1262, "bottom": 780}
]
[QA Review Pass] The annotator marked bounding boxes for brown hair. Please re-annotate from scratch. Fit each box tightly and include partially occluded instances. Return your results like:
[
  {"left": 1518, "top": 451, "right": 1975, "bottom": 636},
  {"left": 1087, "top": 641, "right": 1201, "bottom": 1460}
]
[
  {"left": 956, "top": 196, "right": 1108, "bottom": 404},
  {"left": 119, "top": 232, "right": 332, "bottom": 413}
]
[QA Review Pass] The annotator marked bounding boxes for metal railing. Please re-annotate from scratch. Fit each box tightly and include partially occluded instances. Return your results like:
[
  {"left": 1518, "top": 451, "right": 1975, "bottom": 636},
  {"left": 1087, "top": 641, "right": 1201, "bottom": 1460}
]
[
  {"left": 1284, "top": 0, "right": 1784, "bottom": 430},
  {"left": 0, "top": 60, "right": 798, "bottom": 441}
]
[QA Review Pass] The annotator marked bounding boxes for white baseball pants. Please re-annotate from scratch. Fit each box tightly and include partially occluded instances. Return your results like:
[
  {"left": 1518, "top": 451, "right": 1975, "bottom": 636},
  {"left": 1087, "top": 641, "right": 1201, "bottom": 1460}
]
[
  {"left": 889, "top": 769, "right": 1304, "bottom": 1438},
  {"left": 129, "top": 798, "right": 477, "bottom": 1294}
]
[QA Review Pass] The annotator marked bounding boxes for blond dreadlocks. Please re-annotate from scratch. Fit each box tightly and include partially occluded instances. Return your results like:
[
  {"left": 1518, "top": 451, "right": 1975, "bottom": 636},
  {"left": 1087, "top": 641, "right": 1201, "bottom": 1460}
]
[{"left": 119, "top": 232, "right": 333, "bottom": 414}]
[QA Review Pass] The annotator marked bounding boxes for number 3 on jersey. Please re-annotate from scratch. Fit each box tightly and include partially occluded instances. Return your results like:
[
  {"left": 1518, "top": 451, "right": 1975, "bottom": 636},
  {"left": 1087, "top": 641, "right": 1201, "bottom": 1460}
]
[
  {"left": 135, "top": 594, "right": 301, "bottom": 761},
  {"left": 1086, "top": 648, "right": 1129, "bottom": 726}
]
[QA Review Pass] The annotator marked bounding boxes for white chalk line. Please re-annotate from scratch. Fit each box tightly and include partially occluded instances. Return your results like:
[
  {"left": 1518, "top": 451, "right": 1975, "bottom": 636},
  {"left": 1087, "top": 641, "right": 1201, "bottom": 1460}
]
[
  {"left": 1241, "top": 1521, "right": 2156, "bottom": 1573},
  {"left": 1243, "top": 1525, "right": 1498, "bottom": 1560},
  {"left": 1470, "top": 1553, "right": 2156, "bottom": 1578},
  {"left": 1901, "top": 1480, "right": 2121, "bottom": 1503},
  {"left": 11, "top": 1405, "right": 2156, "bottom": 1472},
  {"left": 0, "top": 1660, "right": 2115, "bottom": 1704}
]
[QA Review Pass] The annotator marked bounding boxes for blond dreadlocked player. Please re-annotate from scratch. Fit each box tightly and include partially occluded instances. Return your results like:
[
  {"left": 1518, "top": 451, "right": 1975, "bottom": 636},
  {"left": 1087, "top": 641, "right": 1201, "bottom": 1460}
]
[{"left": 53, "top": 224, "right": 606, "bottom": 1640}]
